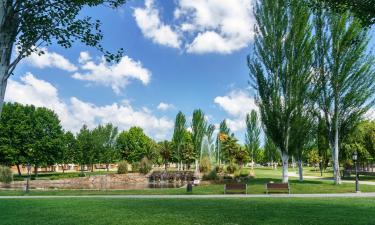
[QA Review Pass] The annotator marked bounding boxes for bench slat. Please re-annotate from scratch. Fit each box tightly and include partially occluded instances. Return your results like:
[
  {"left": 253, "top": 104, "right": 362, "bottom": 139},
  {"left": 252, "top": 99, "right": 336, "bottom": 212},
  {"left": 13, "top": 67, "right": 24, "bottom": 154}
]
[{"left": 266, "top": 183, "right": 290, "bottom": 194}]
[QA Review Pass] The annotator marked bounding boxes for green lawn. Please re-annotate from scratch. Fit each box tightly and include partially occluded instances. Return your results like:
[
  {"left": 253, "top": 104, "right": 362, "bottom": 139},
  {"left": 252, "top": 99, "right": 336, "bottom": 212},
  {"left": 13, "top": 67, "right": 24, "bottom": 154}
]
[
  {"left": 2, "top": 167, "right": 374, "bottom": 196},
  {"left": 1, "top": 178, "right": 374, "bottom": 196},
  {"left": 0, "top": 198, "right": 374, "bottom": 225}
]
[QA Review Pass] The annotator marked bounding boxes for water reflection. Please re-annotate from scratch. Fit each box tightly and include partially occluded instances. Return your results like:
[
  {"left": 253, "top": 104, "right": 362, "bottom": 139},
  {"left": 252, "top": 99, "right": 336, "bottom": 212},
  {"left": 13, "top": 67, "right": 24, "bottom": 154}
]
[{"left": 0, "top": 181, "right": 185, "bottom": 190}]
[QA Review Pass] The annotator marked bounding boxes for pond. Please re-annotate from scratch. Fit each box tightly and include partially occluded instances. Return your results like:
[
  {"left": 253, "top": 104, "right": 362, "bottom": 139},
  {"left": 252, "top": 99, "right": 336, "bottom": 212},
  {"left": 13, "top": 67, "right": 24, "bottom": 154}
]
[{"left": 0, "top": 181, "right": 186, "bottom": 190}]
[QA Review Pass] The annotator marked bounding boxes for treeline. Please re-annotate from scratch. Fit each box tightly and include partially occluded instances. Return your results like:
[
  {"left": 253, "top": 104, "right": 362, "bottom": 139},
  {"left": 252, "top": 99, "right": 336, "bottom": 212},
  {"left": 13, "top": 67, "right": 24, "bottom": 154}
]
[{"left": 249, "top": 0, "right": 375, "bottom": 183}]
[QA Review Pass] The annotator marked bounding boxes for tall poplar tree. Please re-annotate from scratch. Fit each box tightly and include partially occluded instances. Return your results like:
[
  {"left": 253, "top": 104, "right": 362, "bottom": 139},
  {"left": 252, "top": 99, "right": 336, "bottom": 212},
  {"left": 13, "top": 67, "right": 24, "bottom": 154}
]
[
  {"left": 191, "top": 109, "right": 207, "bottom": 170},
  {"left": 313, "top": 8, "right": 375, "bottom": 184},
  {"left": 245, "top": 110, "right": 261, "bottom": 170},
  {"left": 249, "top": 0, "right": 315, "bottom": 183},
  {"left": 172, "top": 111, "right": 186, "bottom": 170}
]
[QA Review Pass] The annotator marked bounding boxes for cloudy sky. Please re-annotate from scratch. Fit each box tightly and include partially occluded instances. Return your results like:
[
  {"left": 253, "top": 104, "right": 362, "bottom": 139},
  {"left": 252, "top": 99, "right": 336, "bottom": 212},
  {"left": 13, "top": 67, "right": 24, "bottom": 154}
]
[{"left": 5, "top": 0, "right": 375, "bottom": 141}]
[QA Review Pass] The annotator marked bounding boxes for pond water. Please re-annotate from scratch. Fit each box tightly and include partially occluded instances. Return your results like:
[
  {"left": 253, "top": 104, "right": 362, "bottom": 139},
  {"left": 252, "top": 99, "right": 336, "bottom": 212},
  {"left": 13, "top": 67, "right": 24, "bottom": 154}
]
[{"left": 0, "top": 181, "right": 186, "bottom": 190}]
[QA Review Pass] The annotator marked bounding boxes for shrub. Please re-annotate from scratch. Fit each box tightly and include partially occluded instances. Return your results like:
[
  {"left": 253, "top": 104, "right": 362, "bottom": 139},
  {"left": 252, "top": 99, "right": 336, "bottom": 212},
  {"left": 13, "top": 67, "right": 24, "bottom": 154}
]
[
  {"left": 239, "top": 169, "right": 249, "bottom": 177},
  {"left": 226, "top": 163, "right": 239, "bottom": 174},
  {"left": 131, "top": 162, "right": 140, "bottom": 172},
  {"left": 117, "top": 161, "right": 129, "bottom": 174},
  {"left": 78, "top": 173, "right": 86, "bottom": 177},
  {"left": 203, "top": 169, "right": 219, "bottom": 181},
  {"left": 214, "top": 165, "right": 224, "bottom": 173},
  {"left": 0, "top": 166, "right": 13, "bottom": 184},
  {"left": 139, "top": 157, "right": 152, "bottom": 174},
  {"left": 199, "top": 157, "right": 211, "bottom": 173}
]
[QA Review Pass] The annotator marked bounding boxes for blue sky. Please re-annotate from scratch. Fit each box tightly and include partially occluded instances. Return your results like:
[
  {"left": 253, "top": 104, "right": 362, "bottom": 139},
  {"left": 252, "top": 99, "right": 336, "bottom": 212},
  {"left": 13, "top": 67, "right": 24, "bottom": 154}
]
[{"left": 5, "top": 0, "right": 375, "bottom": 142}]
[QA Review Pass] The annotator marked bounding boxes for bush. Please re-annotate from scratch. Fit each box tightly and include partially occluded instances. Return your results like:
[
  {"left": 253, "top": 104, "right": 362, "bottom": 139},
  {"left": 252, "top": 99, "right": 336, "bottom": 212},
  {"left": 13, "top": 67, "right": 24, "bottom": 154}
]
[
  {"left": 226, "top": 163, "right": 239, "bottom": 174},
  {"left": 214, "top": 165, "right": 224, "bottom": 173},
  {"left": 203, "top": 169, "right": 219, "bottom": 181},
  {"left": 199, "top": 157, "right": 211, "bottom": 173},
  {"left": 0, "top": 166, "right": 13, "bottom": 184},
  {"left": 139, "top": 157, "right": 152, "bottom": 174},
  {"left": 239, "top": 169, "right": 249, "bottom": 177},
  {"left": 131, "top": 162, "right": 140, "bottom": 172},
  {"left": 78, "top": 173, "right": 86, "bottom": 177},
  {"left": 117, "top": 161, "right": 129, "bottom": 174}
]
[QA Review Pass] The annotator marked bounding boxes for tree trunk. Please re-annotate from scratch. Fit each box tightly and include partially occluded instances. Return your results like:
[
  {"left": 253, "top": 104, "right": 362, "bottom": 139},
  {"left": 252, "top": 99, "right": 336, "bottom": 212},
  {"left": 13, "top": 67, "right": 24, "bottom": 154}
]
[
  {"left": 106, "top": 164, "right": 109, "bottom": 172},
  {"left": 298, "top": 159, "right": 303, "bottom": 182},
  {"left": 333, "top": 118, "right": 341, "bottom": 184},
  {"left": 281, "top": 152, "right": 289, "bottom": 183},
  {"left": 16, "top": 164, "right": 21, "bottom": 176},
  {"left": 0, "top": 3, "right": 18, "bottom": 118},
  {"left": 34, "top": 165, "right": 38, "bottom": 177}
]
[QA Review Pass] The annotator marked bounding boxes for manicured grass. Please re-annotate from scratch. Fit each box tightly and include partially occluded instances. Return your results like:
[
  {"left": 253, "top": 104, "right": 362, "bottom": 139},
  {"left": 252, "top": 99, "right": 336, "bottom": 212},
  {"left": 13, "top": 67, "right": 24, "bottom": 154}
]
[
  {"left": 0, "top": 198, "right": 374, "bottom": 225},
  {"left": 1, "top": 178, "right": 374, "bottom": 196},
  {"left": 2, "top": 167, "right": 374, "bottom": 196}
]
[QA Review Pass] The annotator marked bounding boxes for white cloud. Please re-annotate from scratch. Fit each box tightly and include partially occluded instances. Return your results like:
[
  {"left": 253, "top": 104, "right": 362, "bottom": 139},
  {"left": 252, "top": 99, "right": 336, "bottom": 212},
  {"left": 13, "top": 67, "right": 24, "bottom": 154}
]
[
  {"left": 133, "top": 0, "right": 181, "bottom": 48},
  {"left": 214, "top": 89, "right": 258, "bottom": 132},
  {"left": 157, "top": 102, "right": 174, "bottom": 111},
  {"left": 133, "top": 0, "right": 255, "bottom": 54},
  {"left": 177, "top": 0, "right": 255, "bottom": 54},
  {"left": 72, "top": 53, "right": 151, "bottom": 95},
  {"left": 5, "top": 73, "right": 173, "bottom": 140},
  {"left": 23, "top": 47, "right": 77, "bottom": 72},
  {"left": 78, "top": 51, "right": 92, "bottom": 64},
  {"left": 366, "top": 108, "right": 375, "bottom": 120}
]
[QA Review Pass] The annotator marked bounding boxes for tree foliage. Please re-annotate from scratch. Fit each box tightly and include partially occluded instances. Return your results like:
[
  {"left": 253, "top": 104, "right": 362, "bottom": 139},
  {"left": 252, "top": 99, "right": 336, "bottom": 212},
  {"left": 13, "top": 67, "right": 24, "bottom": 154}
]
[
  {"left": 0, "top": 0, "right": 126, "bottom": 118},
  {"left": 116, "top": 127, "right": 154, "bottom": 163},
  {"left": 313, "top": 8, "right": 375, "bottom": 183},
  {"left": 249, "top": 0, "right": 315, "bottom": 183}
]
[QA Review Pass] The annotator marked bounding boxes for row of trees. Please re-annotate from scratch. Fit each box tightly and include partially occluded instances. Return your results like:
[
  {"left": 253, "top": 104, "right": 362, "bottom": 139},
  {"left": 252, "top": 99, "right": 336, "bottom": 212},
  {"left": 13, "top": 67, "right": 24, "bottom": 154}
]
[{"left": 249, "top": 0, "right": 375, "bottom": 184}]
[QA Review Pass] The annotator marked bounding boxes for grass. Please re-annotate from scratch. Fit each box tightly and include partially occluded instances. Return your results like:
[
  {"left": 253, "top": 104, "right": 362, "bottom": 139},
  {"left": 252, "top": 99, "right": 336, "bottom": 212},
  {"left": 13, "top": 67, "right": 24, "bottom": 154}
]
[
  {"left": 0, "top": 198, "right": 375, "bottom": 225},
  {"left": 1, "top": 178, "right": 375, "bottom": 196},
  {"left": 2, "top": 167, "right": 375, "bottom": 196}
]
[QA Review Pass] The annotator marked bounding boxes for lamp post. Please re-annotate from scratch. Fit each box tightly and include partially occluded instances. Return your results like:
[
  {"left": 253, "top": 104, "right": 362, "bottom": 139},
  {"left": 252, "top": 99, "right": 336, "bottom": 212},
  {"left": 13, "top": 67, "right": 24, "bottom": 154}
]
[
  {"left": 26, "top": 162, "right": 31, "bottom": 193},
  {"left": 352, "top": 151, "right": 360, "bottom": 193}
]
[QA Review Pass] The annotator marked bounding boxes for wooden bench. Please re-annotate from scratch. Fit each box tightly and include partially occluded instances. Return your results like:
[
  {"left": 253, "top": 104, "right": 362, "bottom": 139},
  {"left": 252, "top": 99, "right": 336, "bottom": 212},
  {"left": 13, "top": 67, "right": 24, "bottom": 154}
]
[
  {"left": 224, "top": 183, "right": 247, "bottom": 194},
  {"left": 266, "top": 183, "right": 290, "bottom": 194}
]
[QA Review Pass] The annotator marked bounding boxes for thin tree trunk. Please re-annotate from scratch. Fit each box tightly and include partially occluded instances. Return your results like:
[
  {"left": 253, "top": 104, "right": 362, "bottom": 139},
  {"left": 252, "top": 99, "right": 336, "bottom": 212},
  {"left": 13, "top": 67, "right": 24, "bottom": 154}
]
[
  {"left": 34, "top": 165, "right": 38, "bottom": 177},
  {"left": 333, "top": 117, "right": 341, "bottom": 184},
  {"left": 16, "top": 164, "right": 21, "bottom": 176},
  {"left": 106, "top": 164, "right": 109, "bottom": 172},
  {"left": 298, "top": 159, "right": 303, "bottom": 182},
  {"left": 281, "top": 152, "right": 289, "bottom": 183}
]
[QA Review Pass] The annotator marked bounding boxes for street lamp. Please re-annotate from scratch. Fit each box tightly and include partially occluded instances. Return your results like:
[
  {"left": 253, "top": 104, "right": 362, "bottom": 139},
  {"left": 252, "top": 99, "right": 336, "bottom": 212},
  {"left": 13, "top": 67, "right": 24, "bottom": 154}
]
[
  {"left": 352, "top": 151, "right": 360, "bottom": 193},
  {"left": 26, "top": 162, "right": 31, "bottom": 193}
]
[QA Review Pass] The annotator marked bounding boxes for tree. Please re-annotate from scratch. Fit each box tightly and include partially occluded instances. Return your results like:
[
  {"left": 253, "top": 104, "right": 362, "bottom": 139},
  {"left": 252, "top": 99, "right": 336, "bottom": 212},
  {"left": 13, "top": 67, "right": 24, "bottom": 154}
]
[
  {"left": 316, "top": 0, "right": 375, "bottom": 26},
  {"left": 264, "top": 137, "right": 279, "bottom": 169},
  {"left": 116, "top": 127, "right": 154, "bottom": 163},
  {"left": 75, "top": 125, "right": 95, "bottom": 173},
  {"left": 216, "top": 119, "right": 231, "bottom": 164},
  {"left": 92, "top": 124, "right": 119, "bottom": 171},
  {"left": 249, "top": 0, "right": 315, "bottom": 183},
  {"left": 172, "top": 111, "right": 186, "bottom": 170},
  {"left": 314, "top": 9, "right": 375, "bottom": 184},
  {"left": 180, "top": 131, "right": 195, "bottom": 169},
  {"left": 0, "top": 102, "right": 34, "bottom": 174},
  {"left": 158, "top": 140, "right": 173, "bottom": 170},
  {"left": 191, "top": 109, "right": 207, "bottom": 169},
  {"left": 29, "top": 107, "right": 64, "bottom": 175},
  {"left": 0, "top": 0, "right": 126, "bottom": 118},
  {"left": 59, "top": 131, "right": 76, "bottom": 173},
  {"left": 245, "top": 110, "right": 261, "bottom": 170}
]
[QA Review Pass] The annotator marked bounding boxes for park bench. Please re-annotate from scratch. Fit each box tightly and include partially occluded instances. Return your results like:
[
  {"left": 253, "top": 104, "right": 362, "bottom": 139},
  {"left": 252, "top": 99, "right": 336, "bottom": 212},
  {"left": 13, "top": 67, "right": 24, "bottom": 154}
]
[
  {"left": 265, "top": 183, "right": 290, "bottom": 194},
  {"left": 224, "top": 183, "right": 247, "bottom": 194}
]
